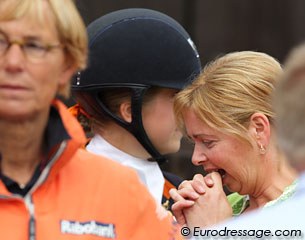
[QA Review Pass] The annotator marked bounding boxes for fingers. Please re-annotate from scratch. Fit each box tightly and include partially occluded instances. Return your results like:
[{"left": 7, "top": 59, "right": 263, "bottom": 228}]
[
  {"left": 193, "top": 174, "right": 204, "bottom": 182},
  {"left": 178, "top": 175, "right": 209, "bottom": 195},
  {"left": 178, "top": 179, "right": 204, "bottom": 198},
  {"left": 203, "top": 174, "right": 214, "bottom": 187},
  {"left": 207, "top": 171, "right": 223, "bottom": 190},
  {"left": 177, "top": 188, "right": 200, "bottom": 200},
  {"left": 191, "top": 181, "right": 206, "bottom": 195},
  {"left": 169, "top": 188, "right": 196, "bottom": 203},
  {"left": 178, "top": 180, "right": 193, "bottom": 190},
  {"left": 192, "top": 173, "right": 216, "bottom": 188},
  {"left": 169, "top": 188, "right": 194, "bottom": 225},
  {"left": 171, "top": 202, "right": 187, "bottom": 225}
]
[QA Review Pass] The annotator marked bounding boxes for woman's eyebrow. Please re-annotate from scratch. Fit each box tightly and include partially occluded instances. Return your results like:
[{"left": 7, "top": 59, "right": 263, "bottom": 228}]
[
  {"left": 192, "top": 133, "right": 215, "bottom": 138},
  {"left": 0, "top": 28, "right": 42, "bottom": 41}
]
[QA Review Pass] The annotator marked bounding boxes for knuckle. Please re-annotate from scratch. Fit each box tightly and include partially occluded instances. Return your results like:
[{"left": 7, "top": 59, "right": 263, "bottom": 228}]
[
  {"left": 194, "top": 173, "right": 204, "bottom": 180},
  {"left": 178, "top": 180, "right": 192, "bottom": 189}
]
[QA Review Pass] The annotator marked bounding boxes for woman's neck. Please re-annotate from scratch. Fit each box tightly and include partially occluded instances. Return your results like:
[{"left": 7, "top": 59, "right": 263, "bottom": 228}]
[
  {"left": 248, "top": 155, "right": 297, "bottom": 209},
  {"left": 0, "top": 111, "right": 49, "bottom": 185}
]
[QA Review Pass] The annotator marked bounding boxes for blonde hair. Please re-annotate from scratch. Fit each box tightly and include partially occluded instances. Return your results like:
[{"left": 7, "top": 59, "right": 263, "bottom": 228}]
[
  {"left": 174, "top": 51, "right": 282, "bottom": 144},
  {"left": 0, "top": 0, "right": 88, "bottom": 98},
  {"left": 275, "top": 44, "right": 305, "bottom": 165}
]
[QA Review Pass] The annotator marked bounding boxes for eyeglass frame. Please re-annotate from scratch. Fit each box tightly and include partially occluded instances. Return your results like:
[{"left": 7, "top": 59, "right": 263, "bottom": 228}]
[{"left": 0, "top": 30, "right": 63, "bottom": 63}]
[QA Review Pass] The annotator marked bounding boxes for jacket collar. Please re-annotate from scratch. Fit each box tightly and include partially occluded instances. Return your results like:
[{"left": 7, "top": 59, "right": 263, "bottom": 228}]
[{"left": 0, "top": 99, "right": 87, "bottom": 196}]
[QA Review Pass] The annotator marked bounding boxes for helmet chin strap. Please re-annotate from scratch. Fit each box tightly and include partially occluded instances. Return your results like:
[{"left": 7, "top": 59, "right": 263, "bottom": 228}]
[{"left": 95, "top": 86, "right": 167, "bottom": 164}]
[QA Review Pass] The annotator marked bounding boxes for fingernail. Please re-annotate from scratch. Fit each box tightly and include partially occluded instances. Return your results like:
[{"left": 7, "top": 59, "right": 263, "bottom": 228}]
[
  {"left": 186, "top": 200, "right": 195, "bottom": 205},
  {"left": 206, "top": 178, "right": 213, "bottom": 185},
  {"left": 196, "top": 186, "right": 205, "bottom": 194}
]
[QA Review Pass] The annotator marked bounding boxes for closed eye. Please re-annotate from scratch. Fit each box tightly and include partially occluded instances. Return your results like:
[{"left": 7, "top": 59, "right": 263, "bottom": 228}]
[{"left": 201, "top": 140, "right": 215, "bottom": 148}]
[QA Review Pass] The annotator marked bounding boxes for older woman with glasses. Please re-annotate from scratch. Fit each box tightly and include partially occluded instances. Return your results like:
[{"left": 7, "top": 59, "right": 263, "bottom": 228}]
[{"left": 0, "top": 0, "right": 182, "bottom": 239}]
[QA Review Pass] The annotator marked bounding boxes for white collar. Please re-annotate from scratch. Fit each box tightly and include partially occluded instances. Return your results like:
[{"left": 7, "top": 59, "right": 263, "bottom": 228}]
[{"left": 86, "top": 134, "right": 165, "bottom": 203}]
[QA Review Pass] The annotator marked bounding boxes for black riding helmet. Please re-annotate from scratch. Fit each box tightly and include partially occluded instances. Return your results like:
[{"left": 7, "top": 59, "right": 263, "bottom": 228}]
[{"left": 72, "top": 8, "right": 201, "bottom": 163}]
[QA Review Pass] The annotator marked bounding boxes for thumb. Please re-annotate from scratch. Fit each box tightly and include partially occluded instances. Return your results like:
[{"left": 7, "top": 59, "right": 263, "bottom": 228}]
[{"left": 209, "top": 171, "right": 224, "bottom": 190}]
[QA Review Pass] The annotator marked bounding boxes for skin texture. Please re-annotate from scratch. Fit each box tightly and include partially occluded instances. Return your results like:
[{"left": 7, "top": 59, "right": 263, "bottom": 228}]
[
  {"left": 0, "top": 1, "right": 76, "bottom": 185},
  {"left": 142, "top": 89, "right": 182, "bottom": 155},
  {"left": 170, "top": 108, "right": 297, "bottom": 228},
  {"left": 183, "top": 109, "right": 265, "bottom": 194},
  {"left": 0, "top": 10, "right": 73, "bottom": 121},
  {"left": 170, "top": 172, "right": 232, "bottom": 228}
]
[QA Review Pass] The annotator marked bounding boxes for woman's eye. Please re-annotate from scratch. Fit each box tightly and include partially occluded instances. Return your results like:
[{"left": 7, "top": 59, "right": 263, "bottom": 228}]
[
  {"left": 25, "top": 42, "right": 43, "bottom": 50},
  {"left": 202, "top": 140, "right": 214, "bottom": 148}
]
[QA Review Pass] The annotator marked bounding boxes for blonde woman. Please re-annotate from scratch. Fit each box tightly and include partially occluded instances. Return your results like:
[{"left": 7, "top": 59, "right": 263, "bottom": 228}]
[
  {"left": 206, "top": 43, "right": 305, "bottom": 232},
  {"left": 169, "top": 51, "right": 297, "bottom": 228}
]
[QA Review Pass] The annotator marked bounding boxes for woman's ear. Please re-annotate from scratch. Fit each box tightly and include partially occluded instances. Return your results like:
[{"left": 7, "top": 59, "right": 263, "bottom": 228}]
[
  {"left": 119, "top": 101, "right": 132, "bottom": 123},
  {"left": 248, "top": 112, "right": 271, "bottom": 148}
]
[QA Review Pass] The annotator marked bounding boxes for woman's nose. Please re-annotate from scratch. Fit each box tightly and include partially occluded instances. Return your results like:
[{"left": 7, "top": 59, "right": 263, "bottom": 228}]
[{"left": 191, "top": 144, "right": 207, "bottom": 166}]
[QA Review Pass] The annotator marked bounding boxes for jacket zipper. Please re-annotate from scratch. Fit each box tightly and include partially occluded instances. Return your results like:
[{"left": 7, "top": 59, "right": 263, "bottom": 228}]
[
  {"left": 23, "top": 141, "right": 68, "bottom": 240},
  {"left": 24, "top": 195, "right": 35, "bottom": 240}
]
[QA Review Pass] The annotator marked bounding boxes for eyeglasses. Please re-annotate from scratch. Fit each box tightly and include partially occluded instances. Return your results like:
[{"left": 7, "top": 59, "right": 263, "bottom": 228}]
[{"left": 0, "top": 31, "right": 63, "bottom": 63}]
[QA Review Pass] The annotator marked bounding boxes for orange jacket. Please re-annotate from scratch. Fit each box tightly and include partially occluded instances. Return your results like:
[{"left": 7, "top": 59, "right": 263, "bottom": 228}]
[{"left": 0, "top": 100, "right": 182, "bottom": 240}]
